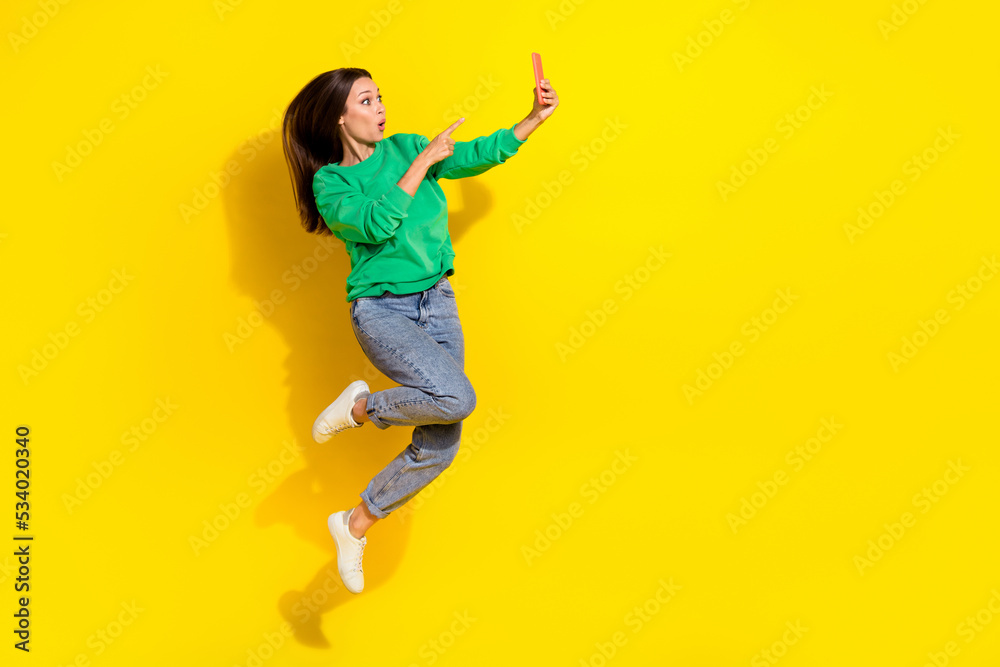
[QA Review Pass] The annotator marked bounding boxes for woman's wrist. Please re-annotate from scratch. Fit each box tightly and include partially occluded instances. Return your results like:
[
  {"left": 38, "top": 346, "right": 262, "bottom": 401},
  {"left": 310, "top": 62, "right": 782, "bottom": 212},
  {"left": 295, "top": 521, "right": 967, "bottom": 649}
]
[
  {"left": 513, "top": 114, "right": 544, "bottom": 142},
  {"left": 398, "top": 156, "right": 431, "bottom": 196},
  {"left": 411, "top": 153, "right": 433, "bottom": 174}
]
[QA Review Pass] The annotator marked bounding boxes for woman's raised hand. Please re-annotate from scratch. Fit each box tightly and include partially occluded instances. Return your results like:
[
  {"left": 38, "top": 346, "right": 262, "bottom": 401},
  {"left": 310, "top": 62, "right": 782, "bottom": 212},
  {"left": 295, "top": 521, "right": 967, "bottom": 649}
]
[
  {"left": 531, "top": 78, "right": 559, "bottom": 122},
  {"left": 420, "top": 118, "right": 465, "bottom": 166}
]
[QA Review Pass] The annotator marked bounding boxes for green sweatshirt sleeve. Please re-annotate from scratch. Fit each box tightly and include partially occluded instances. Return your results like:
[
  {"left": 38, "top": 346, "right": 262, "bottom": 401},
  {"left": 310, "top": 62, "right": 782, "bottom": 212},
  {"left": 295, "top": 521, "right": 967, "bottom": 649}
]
[
  {"left": 423, "top": 124, "right": 527, "bottom": 180},
  {"left": 313, "top": 170, "right": 414, "bottom": 244}
]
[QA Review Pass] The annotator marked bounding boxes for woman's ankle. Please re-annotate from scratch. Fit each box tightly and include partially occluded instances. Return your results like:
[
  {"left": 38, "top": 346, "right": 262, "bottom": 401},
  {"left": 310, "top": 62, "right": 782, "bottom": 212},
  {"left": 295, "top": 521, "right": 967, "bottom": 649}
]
[
  {"left": 349, "top": 502, "right": 378, "bottom": 539},
  {"left": 352, "top": 397, "right": 368, "bottom": 424}
]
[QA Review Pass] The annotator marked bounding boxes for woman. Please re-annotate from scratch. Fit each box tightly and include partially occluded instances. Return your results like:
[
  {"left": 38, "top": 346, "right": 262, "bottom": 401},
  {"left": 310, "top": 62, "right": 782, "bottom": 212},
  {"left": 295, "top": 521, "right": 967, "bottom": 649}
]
[{"left": 282, "top": 66, "right": 559, "bottom": 593}]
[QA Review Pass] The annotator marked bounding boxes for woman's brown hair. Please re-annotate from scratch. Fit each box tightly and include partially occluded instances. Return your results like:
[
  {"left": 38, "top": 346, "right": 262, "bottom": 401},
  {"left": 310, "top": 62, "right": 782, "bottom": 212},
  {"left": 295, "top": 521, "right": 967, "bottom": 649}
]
[{"left": 282, "top": 67, "right": 372, "bottom": 235}]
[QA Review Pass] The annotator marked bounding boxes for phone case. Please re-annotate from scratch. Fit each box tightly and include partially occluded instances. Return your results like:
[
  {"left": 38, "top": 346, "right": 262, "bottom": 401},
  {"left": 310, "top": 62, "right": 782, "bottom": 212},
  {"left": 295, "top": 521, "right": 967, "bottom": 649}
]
[{"left": 532, "top": 52, "right": 545, "bottom": 105}]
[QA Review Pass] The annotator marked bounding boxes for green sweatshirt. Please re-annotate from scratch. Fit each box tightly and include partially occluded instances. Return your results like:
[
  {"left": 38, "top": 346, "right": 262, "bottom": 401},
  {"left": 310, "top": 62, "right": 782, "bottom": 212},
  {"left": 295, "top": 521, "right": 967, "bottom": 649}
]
[{"left": 313, "top": 124, "right": 527, "bottom": 302}]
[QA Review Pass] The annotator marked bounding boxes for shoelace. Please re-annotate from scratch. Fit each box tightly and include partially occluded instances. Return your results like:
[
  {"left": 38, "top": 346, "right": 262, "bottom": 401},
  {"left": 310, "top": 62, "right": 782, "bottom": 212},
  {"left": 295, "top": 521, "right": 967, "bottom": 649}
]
[
  {"left": 326, "top": 410, "right": 361, "bottom": 436},
  {"left": 352, "top": 538, "right": 366, "bottom": 573},
  {"left": 328, "top": 421, "right": 357, "bottom": 436}
]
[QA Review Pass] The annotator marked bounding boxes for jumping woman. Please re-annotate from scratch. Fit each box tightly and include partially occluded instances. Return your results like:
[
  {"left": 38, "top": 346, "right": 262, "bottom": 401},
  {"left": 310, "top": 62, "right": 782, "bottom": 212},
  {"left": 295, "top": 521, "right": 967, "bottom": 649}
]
[{"left": 282, "top": 66, "right": 559, "bottom": 593}]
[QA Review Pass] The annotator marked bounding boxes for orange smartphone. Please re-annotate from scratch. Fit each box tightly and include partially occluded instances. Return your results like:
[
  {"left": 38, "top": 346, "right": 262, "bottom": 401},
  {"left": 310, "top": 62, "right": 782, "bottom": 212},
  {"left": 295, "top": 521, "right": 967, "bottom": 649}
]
[{"left": 532, "top": 52, "right": 545, "bottom": 105}]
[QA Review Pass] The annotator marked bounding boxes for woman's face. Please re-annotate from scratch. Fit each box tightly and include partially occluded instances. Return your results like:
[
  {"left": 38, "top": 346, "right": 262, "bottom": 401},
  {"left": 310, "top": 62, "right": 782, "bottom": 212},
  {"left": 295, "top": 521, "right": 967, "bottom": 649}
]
[{"left": 339, "top": 77, "right": 386, "bottom": 144}]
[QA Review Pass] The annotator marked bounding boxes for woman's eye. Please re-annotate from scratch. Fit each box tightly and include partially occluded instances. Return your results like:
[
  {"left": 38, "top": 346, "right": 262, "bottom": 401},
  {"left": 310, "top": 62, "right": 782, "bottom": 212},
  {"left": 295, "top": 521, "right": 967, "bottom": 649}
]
[{"left": 362, "top": 95, "right": 383, "bottom": 105}]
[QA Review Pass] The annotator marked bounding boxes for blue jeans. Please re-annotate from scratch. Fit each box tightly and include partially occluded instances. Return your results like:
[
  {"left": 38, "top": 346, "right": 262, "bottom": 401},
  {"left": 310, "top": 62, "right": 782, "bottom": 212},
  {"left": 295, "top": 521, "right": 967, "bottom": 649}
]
[{"left": 350, "top": 275, "right": 476, "bottom": 519}]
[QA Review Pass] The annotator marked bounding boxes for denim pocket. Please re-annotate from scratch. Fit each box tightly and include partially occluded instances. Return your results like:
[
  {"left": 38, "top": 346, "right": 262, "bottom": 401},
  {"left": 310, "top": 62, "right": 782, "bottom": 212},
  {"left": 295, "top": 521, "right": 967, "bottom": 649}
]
[
  {"left": 437, "top": 278, "right": 456, "bottom": 298},
  {"left": 350, "top": 297, "right": 365, "bottom": 319}
]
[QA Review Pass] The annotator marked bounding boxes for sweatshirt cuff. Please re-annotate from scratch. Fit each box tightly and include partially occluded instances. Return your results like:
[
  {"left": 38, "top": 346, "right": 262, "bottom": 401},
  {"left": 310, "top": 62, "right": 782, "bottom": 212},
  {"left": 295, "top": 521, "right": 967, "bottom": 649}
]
[
  {"left": 384, "top": 183, "right": 415, "bottom": 214},
  {"left": 501, "top": 124, "right": 527, "bottom": 153}
]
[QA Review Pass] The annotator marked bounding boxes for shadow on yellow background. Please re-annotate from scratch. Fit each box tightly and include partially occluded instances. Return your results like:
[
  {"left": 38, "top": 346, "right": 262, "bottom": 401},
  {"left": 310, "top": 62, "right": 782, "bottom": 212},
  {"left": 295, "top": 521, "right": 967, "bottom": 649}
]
[
  {"left": 222, "top": 140, "right": 495, "bottom": 646},
  {"left": 5, "top": 0, "right": 1000, "bottom": 664}
]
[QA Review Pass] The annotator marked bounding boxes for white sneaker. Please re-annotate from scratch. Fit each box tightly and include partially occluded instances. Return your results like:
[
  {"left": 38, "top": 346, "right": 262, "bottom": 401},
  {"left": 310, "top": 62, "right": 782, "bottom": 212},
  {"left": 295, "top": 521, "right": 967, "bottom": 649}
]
[
  {"left": 328, "top": 508, "right": 366, "bottom": 594},
  {"left": 312, "top": 380, "right": 370, "bottom": 443}
]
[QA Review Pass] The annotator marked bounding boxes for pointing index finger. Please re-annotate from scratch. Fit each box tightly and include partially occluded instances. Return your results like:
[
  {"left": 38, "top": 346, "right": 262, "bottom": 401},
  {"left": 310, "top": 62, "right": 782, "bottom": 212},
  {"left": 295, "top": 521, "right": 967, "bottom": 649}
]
[{"left": 441, "top": 117, "right": 465, "bottom": 136}]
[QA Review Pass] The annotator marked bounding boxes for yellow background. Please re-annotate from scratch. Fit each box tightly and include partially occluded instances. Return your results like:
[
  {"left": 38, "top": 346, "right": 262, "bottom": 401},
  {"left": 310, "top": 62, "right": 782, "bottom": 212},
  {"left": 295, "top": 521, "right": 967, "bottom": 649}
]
[{"left": 4, "top": 0, "right": 999, "bottom": 664}]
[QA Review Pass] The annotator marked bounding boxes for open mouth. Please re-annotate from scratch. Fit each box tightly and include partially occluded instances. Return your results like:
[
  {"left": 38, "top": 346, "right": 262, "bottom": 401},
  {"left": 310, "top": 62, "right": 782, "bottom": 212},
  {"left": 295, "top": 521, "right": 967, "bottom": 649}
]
[{"left": 378, "top": 119, "right": 386, "bottom": 131}]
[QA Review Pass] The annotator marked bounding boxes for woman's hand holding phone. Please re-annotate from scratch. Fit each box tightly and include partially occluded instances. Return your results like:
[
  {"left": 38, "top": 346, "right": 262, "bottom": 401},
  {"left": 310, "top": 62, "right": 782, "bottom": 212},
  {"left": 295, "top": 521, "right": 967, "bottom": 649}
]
[
  {"left": 531, "top": 78, "right": 559, "bottom": 121},
  {"left": 529, "top": 53, "right": 559, "bottom": 122}
]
